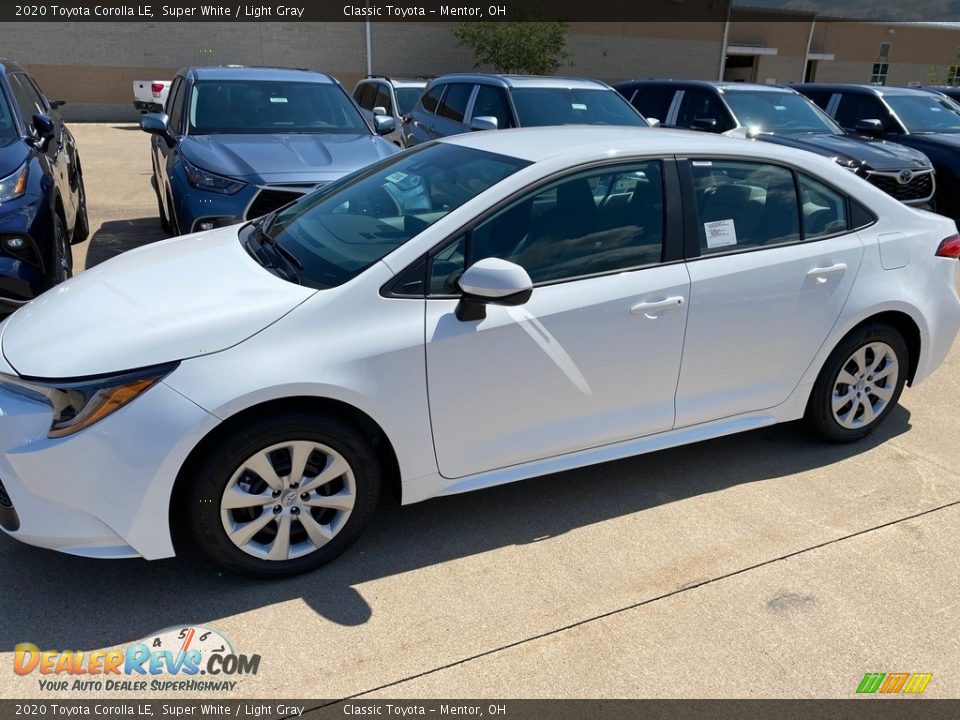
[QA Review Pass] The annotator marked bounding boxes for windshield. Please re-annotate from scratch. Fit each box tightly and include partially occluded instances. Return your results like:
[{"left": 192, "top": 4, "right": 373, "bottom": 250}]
[
  {"left": 395, "top": 87, "right": 423, "bottom": 116},
  {"left": 261, "top": 143, "right": 530, "bottom": 289},
  {"left": 886, "top": 94, "right": 960, "bottom": 133},
  {"left": 188, "top": 80, "right": 369, "bottom": 135},
  {"left": 723, "top": 91, "right": 840, "bottom": 135},
  {"left": 510, "top": 88, "right": 647, "bottom": 127}
]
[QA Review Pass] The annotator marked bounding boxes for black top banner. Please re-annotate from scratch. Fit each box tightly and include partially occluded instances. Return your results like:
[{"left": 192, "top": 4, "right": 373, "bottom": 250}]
[{"left": 2, "top": 0, "right": 960, "bottom": 23}]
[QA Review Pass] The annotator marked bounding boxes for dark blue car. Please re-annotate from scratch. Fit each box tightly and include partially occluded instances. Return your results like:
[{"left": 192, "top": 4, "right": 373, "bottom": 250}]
[
  {"left": 0, "top": 58, "right": 88, "bottom": 315},
  {"left": 141, "top": 66, "right": 400, "bottom": 236}
]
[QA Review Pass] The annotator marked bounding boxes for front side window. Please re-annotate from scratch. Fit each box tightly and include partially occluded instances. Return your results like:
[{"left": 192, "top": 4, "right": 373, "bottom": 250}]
[
  {"left": 395, "top": 87, "right": 423, "bottom": 116},
  {"left": 676, "top": 89, "right": 734, "bottom": 131},
  {"left": 472, "top": 85, "right": 514, "bottom": 129},
  {"left": 628, "top": 86, "right": 676, "bottom": 124},
  {"left": 188, "top": 80, "right": 368, "bottom": 135},
  {"left": 510, "top": 88, "right": 647, "bottom": 127},
  {"left": 8, "top": 75, "right": 44, "bottom": 127},
  {"left": 260, "top": 144, "right": 530, "bottom": 289},
  {"left": 0, "top": 86, "right": 17, "bottom": 140},
  {"left": 834, "top": 93, "right": 895, "bottom": 132},
  {"left": 691, "top": 160, "right": 800, "bottom": 255},
  {"left": 722, "top": 91, "right": 839, "bottom": 135},
  {"left": 429, "top": 161, "right": 665, "bottom": 292},
  {"left": 884, "top": 94, "right": 960, "bottom": 133}
]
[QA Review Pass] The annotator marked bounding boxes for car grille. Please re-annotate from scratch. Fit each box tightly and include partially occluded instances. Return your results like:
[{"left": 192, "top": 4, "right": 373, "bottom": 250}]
[
  {"left": 866, "top": 170, "right": 934, "bottom": 204},
  {"left": 245, "top": 183, "right": 325, "bottom": 220}
]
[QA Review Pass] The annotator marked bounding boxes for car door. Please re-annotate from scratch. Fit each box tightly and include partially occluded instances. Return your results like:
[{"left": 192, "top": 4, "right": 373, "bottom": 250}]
[
  {"left": 408, "top": 83, "right": 446, "bottom": 145},
  {"left": 433, "top": 82, "right": 476, "bottom": 138},
  {"left": 424, "top": 159, "right": 690, "bottom": 478},
  {"left": 7, "top": 74, "right": 65, "bottom": 205},
  {"left": 154, "top": 75, "right": 185, "bottom": 221},
  {"left": 673, "top": 158, "right": 864, "bottom": 427}
]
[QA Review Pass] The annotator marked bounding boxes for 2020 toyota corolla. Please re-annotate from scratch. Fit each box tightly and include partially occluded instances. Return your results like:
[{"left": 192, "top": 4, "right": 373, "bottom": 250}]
[
  {"left": 0, "top": 127, "right": 958, "bottom": 577},
  {"left": 140, "top": 65, "right": 400, "bottom": 236}
]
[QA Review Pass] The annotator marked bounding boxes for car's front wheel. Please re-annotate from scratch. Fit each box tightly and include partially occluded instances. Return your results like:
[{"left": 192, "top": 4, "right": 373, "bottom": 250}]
[
  {"left": 806, "top": 323, "right": 908, "bottom": 442},
  {"left": 186, "top": 413, "right": 381, "bottom": 577},
  {"left": 48, "top": 213, "right": 73, "bottom": 287}
]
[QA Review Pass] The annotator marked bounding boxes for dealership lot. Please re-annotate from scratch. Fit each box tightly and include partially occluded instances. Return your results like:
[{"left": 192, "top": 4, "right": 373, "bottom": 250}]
[{"left": 0, "top": 123, "right": 958, "bottom": 699}]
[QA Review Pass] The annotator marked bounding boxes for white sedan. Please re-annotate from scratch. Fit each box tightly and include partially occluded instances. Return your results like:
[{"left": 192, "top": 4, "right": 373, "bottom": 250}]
[{"left": 0, "top": 127, "right": 958, "bottom": 577}]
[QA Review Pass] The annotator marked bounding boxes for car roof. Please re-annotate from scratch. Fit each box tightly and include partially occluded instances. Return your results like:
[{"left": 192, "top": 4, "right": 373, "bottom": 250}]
[
  {"left": 183, "top": 66, "right": 335, "bottom": 83},
  {"left": 0, "top": 58, "right": 27, "bottom": 75},
  {"left": 794, "top": 83, "right": 937, "bottom": 97},
  {"left": 360, "top": 76, "right": 427, "bottom": 88},
  {"left": 436, "top": 125, "right": 816, "bottom": 164},
  {"left": 430, "top": 73, "right": 609, "bottom": 90},
  {"left": 616, "top": 79, "right": 798, "bottom": 94}
]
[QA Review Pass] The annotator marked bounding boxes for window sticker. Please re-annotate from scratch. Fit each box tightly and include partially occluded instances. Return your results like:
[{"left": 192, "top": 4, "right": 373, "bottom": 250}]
[{"left": 704, "top": 218, "right": 738, "bottom": 248}]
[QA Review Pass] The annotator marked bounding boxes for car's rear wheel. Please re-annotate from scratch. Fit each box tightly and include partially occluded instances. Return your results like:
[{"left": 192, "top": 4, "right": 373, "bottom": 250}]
[
  {"left": 806, "top": 323, "right": 908, "bottom": 442},
  {"left": 186, "top": 413, "right": 380, "bottom": 578}
]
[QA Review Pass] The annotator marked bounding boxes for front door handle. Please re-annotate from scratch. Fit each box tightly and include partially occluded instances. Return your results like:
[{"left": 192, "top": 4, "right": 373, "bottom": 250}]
[
  {"left": 807, "top": 263, "right": 847, "bottom": 282},
  {"left": 631, "top": 296, "right": 685, "bottom": 317}
]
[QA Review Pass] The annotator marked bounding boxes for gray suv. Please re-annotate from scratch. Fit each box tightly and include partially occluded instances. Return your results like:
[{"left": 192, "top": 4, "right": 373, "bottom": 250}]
[
  {"left": 353, "top": 75, "right": 427, "bottom": 147},
  {"left": 402, "top": 74, "right": 648, "bottom": 147}
]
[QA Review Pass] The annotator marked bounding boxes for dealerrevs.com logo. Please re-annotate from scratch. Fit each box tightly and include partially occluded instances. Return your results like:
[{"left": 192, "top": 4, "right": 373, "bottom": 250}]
[{"left": 14, "top": 626, "right": 261, "bottom": 693}]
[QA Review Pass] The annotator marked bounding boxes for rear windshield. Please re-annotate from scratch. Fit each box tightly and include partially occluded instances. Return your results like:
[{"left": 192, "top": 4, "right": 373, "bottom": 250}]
[
  {"left": 886, "top": 94, "right": 960, "bottom": 133},
  {"left": 722, "top": 91, "right": 840, "bottom": 135},
  {"left": 262, "top": 143, "right": 531, "bottom": 289},
  {"left": 188, "top": 80, "right": 369, "bottom": 135},
  {"left": 395, "top": 88, "right": 423, "bottom": 116},
  {"left": 510, "top": 88, "right": 647, "bottom": 128}
]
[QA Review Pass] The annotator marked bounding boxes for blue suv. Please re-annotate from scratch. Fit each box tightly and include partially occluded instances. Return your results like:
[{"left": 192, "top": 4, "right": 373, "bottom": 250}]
[
  {"left": 141, "top": 66, "right": 400, "bottom": 236},
  {"left": 0, "top": 59, "right": 88, "bottom": 315}
]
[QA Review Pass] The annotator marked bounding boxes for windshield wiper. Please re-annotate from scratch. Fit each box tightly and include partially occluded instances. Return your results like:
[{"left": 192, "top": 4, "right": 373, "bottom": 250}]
[{"left": 246, "top": 213, "right": 305, "bottom": 282}]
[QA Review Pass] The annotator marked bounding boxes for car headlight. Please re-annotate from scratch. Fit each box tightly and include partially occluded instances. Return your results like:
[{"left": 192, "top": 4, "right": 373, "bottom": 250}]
[
  {"left": 0, "top": 163, "right": 29, "bottom": 203},
  {"left": 0, "top": 362, "right": 178, "bottom": 438},
  {"left": 181, "top": 157, "right": 245, "bottom": 195}
]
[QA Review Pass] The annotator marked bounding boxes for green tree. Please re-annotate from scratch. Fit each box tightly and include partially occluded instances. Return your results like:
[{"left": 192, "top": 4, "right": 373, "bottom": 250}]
[{"left": 453, "top": 22, "right": 572, "bottom": 75}]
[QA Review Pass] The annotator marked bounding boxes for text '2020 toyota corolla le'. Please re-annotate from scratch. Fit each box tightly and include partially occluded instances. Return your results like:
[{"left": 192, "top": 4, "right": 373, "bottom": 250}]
[{"left": 0, "top": 127, "right": 958, "bottom": 577}]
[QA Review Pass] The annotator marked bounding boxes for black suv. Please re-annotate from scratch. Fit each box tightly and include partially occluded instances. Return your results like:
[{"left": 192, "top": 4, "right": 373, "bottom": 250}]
[
  {"left": 616, "top": 80, "right": 935, "bottom": 209},
  {"left": 0, "top": 59, "right": 88, "bottom": 315},
  {"left": 795, "top": 83, "right": 960, "bottom": 221}
]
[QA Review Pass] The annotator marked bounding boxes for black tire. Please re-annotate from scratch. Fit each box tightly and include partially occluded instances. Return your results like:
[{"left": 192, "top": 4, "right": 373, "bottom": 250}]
[
  {"left": 47, "top": 213, "right": 73, "bottom": 288},
  {"left": 185, "top": 413, "right": 381, "bottom": 578},
  {"left": 71, "top": 173, "right": 90, "bottom": 245},
  {"left": 805, "top": 323, "right": 908, "bottom": 443},
  {"left": 165, "top": 188, "right": 180, "bottom": 236}
]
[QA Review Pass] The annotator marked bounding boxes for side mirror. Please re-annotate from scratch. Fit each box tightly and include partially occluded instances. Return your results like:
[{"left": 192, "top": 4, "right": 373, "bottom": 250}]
[
  {"left": 470, "top": 116, "right": 499, "bottom": 132},
  {"left": 646, "top": 117, "right": 661, "bottom": 128},
  {"left": 140, "top": 112, "right": 173, "bottom": 145},
  {"left": 691, "top": 117, "right": 719, "bottom": 133},
  {"left": 30, "top": 114, "right": 55, "bottom": 148},
  {"left": 456, "top": 258, "right": 533, "bottom": 322},
  {"left": 373, "top": 106, "right": 387, "bottom": 116},
  {"left": 374, "top": 115, "right": 396, "bottom": 135},
  {"left": 855, "top": 118, "right": 885, "bottom": 138},
  {"left": 49, "top": 100, "right": 66, "bottom": 110}
]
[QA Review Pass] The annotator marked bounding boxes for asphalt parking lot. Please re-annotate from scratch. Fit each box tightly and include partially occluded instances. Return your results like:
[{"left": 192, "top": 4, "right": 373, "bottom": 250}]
[{"left": 0, "top": 123, "right": 958, "bottom": 701}]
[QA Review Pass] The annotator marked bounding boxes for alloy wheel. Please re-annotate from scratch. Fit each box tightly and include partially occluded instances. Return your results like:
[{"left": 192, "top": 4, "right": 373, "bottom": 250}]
[
  {"left": 831, "top": 341, "right": 899, "bottom": 430},
  {"left": 220, "top": 441, "right": 357, "bottom": 561}
]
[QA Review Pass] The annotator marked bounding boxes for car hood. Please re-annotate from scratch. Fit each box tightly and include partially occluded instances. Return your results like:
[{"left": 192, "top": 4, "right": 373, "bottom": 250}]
[
  {"left": 893, "top": 131, "right": 960, "bottom": 152},
  {"left": 755, "top": 133, "right": 932, "bottom": 171},
  {"left": 0, "top": 137, "right": 30, "bottom": 178},
  {"left": 1, "top": 226, "right": 316, "bottom": 379},
  {"left": 180, "top": 132, "right": 398, "bottom": 180}
]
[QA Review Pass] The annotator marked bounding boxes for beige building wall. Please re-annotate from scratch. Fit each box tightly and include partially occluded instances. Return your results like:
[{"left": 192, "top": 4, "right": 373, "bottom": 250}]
[{"left": 0, "top": 19, "right": 958, "bottom": 121}]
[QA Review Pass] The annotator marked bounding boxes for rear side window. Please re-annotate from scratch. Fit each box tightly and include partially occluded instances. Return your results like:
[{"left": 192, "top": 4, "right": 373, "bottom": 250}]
[
  {"left": 798, "top": 174, "right": 848, "bottom": 239},
  {"left": 628, "top": 86, "right": 676, "bottom": 124},
  {"left": 437, "top": 83, "right": 474, "bottom": 123},
  {"left": 473, "top": 85, "right": 514, "bottom": 129},
  {"left": 421, "top": 84, "right": 445, "bottom": 114},
  {"left": 691, "top": 160, "right": 800, "bottom": 255}
]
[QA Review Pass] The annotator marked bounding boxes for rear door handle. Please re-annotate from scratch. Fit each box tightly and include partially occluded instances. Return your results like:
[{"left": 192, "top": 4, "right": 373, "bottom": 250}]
[
  {"left": 631, "top": 296, "right": 685, "bottom": 317},
  {"left": 807, "top": 263, "right": 848, "bottom": 282}
]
